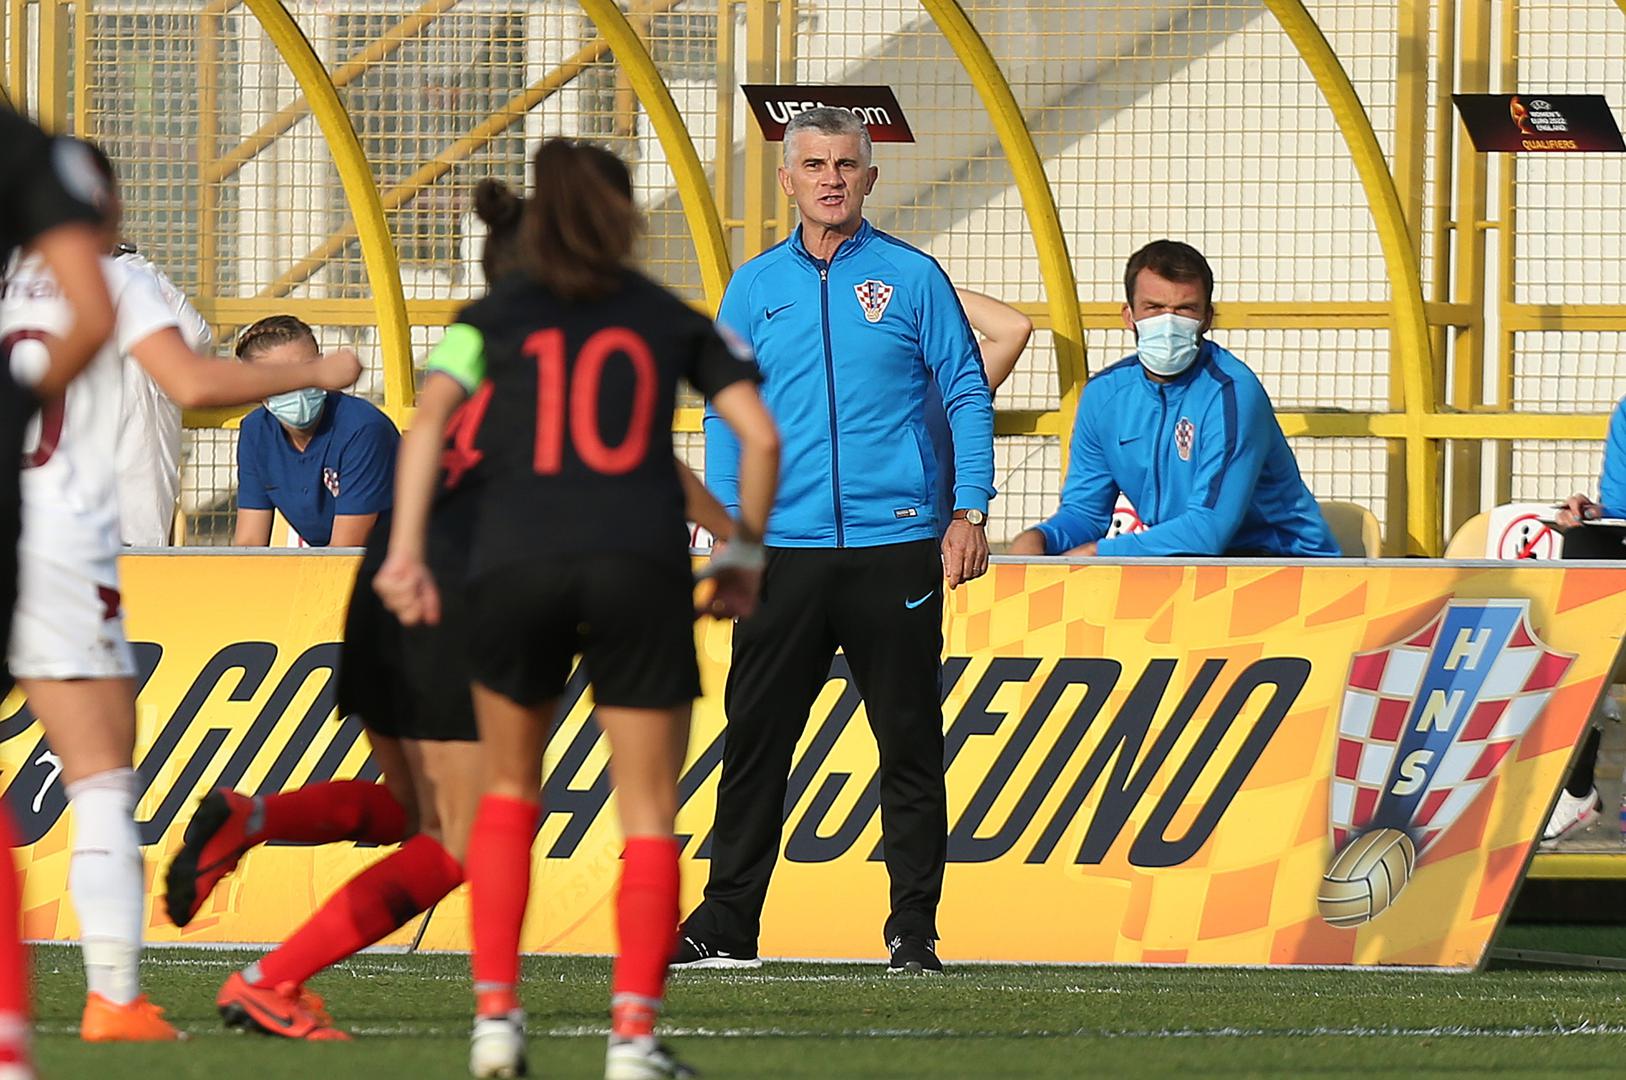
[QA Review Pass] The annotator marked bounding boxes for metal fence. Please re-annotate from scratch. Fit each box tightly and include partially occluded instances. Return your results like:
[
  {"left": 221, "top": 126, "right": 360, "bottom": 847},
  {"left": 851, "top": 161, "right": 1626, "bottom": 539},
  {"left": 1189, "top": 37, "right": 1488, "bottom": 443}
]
[{"left": 3, "top": 0, "right": 1621, "bottom": 552}]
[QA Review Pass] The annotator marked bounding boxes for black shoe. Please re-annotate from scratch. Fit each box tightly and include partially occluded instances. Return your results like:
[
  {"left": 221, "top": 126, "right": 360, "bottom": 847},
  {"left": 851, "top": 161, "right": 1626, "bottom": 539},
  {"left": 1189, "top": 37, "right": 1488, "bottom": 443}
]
[
  {"left": 887, "top": 935, "right": 943, "bottom": 975},
  {"left": 668, "top": 934, "right": 761, "bottom": 970}
]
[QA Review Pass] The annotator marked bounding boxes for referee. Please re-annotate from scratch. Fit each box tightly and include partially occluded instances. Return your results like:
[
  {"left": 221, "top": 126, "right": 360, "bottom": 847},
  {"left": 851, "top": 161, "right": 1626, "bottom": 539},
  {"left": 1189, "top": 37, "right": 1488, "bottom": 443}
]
[{"left": 679, "top": 107, "right": 995, "bottom": 974}]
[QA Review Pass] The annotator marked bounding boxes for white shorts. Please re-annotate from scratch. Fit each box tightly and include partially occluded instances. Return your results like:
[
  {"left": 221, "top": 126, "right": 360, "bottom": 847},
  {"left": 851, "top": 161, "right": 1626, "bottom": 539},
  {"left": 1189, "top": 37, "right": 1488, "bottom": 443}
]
[{"left": 8, "top": 552, "right": 135, "bottom": 680}]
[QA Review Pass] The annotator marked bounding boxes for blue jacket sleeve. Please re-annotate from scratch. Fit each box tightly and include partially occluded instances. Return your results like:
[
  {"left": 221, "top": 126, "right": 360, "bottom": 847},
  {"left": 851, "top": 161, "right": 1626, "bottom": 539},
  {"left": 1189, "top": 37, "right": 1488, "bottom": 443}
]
[
  {"left": 235, "top": 417, "right": 273, "bottom": 511},
  {"left": 334, "top": 414, "right": 400, "bottom": 516},
  {"left": 1098, "top": 377, "right": 1270, "bottom": 557},
  {"left": 1034, "top": 395, "right": 1116, "bottom": 554},
  {"left": 1599, "top": 398, "right": 1626, "bottom": 518},
  {"left": 703, "top": 276, "right": 751, "bottom": 514},
  {"left": 919, "top": 266, "right": 994, "bottom": 513}
]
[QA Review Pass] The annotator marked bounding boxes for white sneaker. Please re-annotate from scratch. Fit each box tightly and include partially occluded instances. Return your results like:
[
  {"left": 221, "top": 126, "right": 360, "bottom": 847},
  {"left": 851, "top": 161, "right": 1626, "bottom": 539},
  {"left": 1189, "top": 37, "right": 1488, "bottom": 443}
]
[
  {"left": 1542, "top": 788, "right": 1603, "bottom": 846},
  {"left": 605, "top": 1034, "right": 697, "bottom": 1079},
  {"left": 470, "top": 1011, "right": 527, "bottom": 1078}
]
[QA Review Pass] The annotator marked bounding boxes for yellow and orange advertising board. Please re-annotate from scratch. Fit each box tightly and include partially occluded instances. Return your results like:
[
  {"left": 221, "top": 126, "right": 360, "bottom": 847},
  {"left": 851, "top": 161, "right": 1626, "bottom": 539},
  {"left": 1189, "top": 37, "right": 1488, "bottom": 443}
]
[{"left": 3, "top": 554, "right": 1625, "bottom": 969}]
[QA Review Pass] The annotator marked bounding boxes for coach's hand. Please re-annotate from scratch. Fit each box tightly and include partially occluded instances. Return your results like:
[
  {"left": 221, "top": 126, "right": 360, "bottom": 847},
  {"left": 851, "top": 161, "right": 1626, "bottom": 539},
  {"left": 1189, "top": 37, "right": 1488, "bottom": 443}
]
[
  {"left": 374, "top": 554, "right": 441, "bottom": 627},
  {"left": 942, "top": 518, "right": 989, "bottom": 589}
]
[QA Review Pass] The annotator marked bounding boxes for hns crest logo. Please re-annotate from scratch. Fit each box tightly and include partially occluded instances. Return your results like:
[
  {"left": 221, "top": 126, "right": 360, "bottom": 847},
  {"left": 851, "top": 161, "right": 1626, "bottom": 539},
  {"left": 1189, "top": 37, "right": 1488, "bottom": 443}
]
[
  {"left": 322, "top": 467, "right": 341, "bottom": 497},
  {"left": 854, "top": 279, "right": 894, "bottom": 323},
  {"left": 1174, "top": 417, "right": 1195, "bottom": 461},
  {"left": 1318, "top": 599, "right": 1574, "bottom": 928}
]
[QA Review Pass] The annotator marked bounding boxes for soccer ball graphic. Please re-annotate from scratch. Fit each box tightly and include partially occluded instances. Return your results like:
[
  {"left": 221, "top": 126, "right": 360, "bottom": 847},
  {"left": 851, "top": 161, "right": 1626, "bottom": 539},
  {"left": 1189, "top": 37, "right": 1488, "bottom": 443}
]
[{"left": 1317, "top": 827, "right": 1416, "bottom": 928}]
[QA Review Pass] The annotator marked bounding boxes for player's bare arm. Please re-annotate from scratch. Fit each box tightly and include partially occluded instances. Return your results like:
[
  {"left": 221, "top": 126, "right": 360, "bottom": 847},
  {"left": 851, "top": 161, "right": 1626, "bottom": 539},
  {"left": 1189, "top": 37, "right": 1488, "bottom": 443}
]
[
  {"left": 678, "top": 459, "right": 733, "bottom": 542},
  {"left": 956, "top": 288, "right": 1032, "bottom": 393},
  {"left": 129, "top": 327, "right": 359, "bottom": 408},
  {"left": 28, "top": 223, "right": 115, "bottom": 397},
  {"left": 375, "top": 371, "right": 466, "bottom": 627}
]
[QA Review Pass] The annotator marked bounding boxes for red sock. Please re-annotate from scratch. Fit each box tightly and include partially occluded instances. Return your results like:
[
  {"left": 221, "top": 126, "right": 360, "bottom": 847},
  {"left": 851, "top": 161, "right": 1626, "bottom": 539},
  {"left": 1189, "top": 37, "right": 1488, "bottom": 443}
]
[
  {"left": 0, "top": 807, "right": 27, "bottom": 1022},
  {"left": 252, "top": 834, "right": 462, "bottom": 988},
  {"left": 467, "top": 795, "right": 538, "bottom": 1018},
  {"left": 610, "top": 836, "right": 680, "bottom": 1038},
  {"left": 254, "top": 780, "right": 408, "bottom": 846}
]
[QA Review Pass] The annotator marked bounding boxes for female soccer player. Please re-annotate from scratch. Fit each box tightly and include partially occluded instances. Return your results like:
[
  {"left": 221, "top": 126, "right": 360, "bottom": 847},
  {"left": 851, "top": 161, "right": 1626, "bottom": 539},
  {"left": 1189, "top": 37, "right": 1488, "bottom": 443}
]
[
  {"left": 164, "top": 179, "right": 740, "bottom": 1043},
  {"left": 1, "top": 142, "right": 360, "bottom": 1042},
  {"left": 1, "top": 109, "right": 117, "bottom": 1080},
  {"left": 375, "top": 139, "right": 778, "bottom": 1080}
]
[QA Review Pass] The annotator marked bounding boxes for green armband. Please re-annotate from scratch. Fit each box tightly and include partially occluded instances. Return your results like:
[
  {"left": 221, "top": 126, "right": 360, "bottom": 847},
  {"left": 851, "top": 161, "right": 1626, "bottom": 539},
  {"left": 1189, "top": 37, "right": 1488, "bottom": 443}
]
[{"left": 425, "top": 323, "right": 486, "bottom": 393}]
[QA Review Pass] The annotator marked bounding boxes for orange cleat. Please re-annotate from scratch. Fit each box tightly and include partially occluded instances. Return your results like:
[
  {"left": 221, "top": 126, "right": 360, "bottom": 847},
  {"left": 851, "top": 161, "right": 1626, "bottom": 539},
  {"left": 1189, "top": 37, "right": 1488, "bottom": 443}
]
[
  {"left": 165, "top": 789, "right": 258, "bottom": 928},
  {"left": 298, "top": 986, "right": 333, "bottom": 1028},
  {"left": 216, "top": 972, "right": 349, "bottom": 1041},
  {"left": 80, "top": 993, "right": 181, "bottom": 1042}
]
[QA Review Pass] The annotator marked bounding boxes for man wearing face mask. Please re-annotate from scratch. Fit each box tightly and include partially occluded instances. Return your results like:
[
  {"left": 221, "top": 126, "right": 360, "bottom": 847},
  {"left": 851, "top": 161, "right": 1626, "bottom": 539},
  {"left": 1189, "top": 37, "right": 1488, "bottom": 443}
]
[
  {"left": 232, "top": 314, "right": 398, "bottom": 547},
  {"left": 1008, "top": 240, "right": 1339, "bottom": 558}
]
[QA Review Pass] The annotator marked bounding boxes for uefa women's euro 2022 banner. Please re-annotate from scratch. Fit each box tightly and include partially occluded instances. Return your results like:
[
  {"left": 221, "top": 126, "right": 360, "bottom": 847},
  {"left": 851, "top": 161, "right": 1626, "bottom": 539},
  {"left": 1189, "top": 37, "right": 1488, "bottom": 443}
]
[{"left": 3, "top": 554, "right": 1625, "bottom": 969}]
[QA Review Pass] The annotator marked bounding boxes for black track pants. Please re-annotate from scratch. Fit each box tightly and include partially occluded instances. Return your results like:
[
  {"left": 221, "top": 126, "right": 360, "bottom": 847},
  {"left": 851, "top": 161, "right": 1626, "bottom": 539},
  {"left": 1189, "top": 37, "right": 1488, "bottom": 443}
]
[{"left": 684, "top": 540, "right": 946, "bottom": 948}]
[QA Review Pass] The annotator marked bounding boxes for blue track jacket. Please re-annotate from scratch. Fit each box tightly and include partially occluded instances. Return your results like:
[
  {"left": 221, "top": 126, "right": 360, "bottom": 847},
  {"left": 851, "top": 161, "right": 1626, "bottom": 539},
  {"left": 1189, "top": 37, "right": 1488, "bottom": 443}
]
[
  {"left": 705, "top": 220, "right": 995, "bottom": 547},
  {"left": 1598, "top": 398, "right": 1626, "bottom": 518},
  {"left": 1034, "top": 342, "right": 1340, "bottom": 557}
]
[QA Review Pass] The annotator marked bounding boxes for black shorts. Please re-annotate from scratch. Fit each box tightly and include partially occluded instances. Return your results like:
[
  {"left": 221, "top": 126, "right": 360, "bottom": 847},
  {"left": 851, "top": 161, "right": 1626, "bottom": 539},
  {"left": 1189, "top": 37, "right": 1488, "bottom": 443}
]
[
  {"left": 1, "top": 375, "right": 31, "bottom": 699},
  {"left": 336, "top": 509, "right": 479, "bottom": 742},
  {"left": 467, "top": 553, "right": 700, "bottom": 709}
]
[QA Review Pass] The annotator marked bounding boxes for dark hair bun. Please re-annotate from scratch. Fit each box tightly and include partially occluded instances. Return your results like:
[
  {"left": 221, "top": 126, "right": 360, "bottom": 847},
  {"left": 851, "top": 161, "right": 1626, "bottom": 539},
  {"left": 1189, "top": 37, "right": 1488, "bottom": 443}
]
[{"left": 473, "top": 178, "right": 522, "bottom": 229}]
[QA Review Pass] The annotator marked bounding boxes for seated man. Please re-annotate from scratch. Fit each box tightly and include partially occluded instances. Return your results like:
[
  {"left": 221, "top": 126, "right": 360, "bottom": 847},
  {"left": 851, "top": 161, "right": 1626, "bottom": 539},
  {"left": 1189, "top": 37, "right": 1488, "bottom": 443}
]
[
  {"left": 1008, "top": 240, "right": 1340, "bottom": 558},
  {"left": 231, "top": 315, "right": 398, "bottom": 547}
]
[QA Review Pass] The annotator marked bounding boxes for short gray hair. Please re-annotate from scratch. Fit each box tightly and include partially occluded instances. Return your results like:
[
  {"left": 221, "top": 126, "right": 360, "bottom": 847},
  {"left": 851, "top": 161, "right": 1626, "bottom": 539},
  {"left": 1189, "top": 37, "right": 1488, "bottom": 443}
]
[{"left": 782, "top": 106, "right": 872, "bottom": 167}]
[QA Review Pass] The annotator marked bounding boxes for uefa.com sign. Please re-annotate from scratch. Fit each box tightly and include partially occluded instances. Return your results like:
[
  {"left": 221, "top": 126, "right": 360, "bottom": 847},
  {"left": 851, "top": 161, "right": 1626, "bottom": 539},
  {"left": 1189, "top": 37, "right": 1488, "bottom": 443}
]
[
  {"left": 741, "top": 85, "right": 916, "bottom": 142},
  {"left": 4, "top": 556, "right": 1624, "bottom": 968}
]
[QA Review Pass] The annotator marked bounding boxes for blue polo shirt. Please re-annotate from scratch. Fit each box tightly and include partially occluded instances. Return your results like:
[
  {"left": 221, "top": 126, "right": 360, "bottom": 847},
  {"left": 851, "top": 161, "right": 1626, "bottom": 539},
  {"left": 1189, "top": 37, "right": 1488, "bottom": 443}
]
[{"left": 236, "top": 392, "right": 398, "bottom": 546}]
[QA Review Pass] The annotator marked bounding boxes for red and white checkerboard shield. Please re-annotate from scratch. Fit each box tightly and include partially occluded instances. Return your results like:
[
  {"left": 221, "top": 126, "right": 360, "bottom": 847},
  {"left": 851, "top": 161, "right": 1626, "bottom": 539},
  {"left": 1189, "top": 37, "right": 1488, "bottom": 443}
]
[
  {"left": 1330, "top": 598, "right": 1574, "bottom": 859},
  {"left": 854, "top": 279, "right": 894, "bottom": 323}
]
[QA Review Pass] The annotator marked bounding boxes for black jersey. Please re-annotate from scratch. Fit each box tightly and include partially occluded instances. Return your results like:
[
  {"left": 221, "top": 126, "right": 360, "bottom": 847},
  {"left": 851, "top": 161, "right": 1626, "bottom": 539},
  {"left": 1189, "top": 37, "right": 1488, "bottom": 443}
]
[{"left": 425, "top": 271, "right": 758, "bottom": 575}]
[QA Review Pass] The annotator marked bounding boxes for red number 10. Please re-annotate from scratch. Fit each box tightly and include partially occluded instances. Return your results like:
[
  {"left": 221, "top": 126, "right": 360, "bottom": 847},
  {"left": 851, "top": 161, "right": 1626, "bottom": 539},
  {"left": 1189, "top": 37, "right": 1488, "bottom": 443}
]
[{"left": 526, "top": 326, "right": 656, "bottom": 476}]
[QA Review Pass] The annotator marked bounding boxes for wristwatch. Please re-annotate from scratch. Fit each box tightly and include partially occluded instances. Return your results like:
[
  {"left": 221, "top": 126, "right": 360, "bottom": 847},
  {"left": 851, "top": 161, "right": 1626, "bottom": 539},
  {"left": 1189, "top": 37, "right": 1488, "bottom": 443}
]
[{"left": 953, "top": 508, "right": 986, "bottom": 527}]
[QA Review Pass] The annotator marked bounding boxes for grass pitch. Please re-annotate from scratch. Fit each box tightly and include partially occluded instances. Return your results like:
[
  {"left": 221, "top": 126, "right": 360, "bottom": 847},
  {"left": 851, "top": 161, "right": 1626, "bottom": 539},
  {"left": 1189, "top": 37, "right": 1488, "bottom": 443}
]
[{"left": 28, "top": 928, "right": 1626, "bottom": 1078}]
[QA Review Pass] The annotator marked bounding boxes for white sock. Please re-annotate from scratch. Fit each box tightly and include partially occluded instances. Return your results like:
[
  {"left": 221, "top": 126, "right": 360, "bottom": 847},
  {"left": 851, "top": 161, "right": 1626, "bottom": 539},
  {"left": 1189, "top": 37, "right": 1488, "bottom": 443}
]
[{"left": 66, "top": 768, "right": 143, "bottom": 1006}]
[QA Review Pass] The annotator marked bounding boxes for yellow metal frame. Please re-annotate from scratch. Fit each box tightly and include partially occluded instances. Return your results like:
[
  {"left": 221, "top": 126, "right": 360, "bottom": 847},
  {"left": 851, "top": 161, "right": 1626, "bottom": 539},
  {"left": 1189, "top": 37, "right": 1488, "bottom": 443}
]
[
  {"left": 578, "top": 0, "right": 733, "bottom": 309},
  {"left": 205, "top": 1, "right": 456, "bottom": 188},
  {"left": 1263, "top": 0, "right": 1440, "bottom": 554},
  {"left": 241, "top": 0, "right": 413, "bottom": 421},
  {"left": 918, "top": 0, "right": 1088, "bottom": 455},
  {"left": 1527, "top": 853, "right": 1626, "bottom": 881},
  {"left": 8, "top": 0, "right": 26, "bottom": 116}
]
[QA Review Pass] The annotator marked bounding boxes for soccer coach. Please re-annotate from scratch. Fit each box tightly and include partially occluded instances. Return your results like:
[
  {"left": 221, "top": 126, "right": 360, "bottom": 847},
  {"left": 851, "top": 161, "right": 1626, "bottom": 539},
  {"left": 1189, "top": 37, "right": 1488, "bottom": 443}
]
[{"left": 678, "top": 106, "right": 995, "bottom": 975}]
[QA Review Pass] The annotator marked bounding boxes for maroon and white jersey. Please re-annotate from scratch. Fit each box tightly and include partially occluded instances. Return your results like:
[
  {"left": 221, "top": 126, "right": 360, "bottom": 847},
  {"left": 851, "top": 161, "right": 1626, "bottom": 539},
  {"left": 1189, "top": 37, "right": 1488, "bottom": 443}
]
[{"left": 2, "top": 253, "right": 178, "bottom": 570}]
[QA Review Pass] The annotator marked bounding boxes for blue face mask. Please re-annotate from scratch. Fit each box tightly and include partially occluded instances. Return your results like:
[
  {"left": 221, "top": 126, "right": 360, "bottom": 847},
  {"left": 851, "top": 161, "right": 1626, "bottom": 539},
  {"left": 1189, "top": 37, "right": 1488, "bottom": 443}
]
[
  {"left": 265, "top": 387, "right": 328, "bottom": 430},
  {"left": 1135, "top": 313, "right": 1203, "bottom": 377}
]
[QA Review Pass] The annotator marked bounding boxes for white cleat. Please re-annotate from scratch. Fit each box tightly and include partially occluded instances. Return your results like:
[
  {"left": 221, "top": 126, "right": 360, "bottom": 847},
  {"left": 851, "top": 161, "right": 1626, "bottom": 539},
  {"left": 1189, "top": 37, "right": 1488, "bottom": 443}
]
[
  {"left": 1541, "top": 787, "right": 1603, "bottom": 847},
  {"left": 470, "top": 1011, "right": 527, "bottom": 1079},
  {"left": 605, "top": 1034, "right": 698, "bottom": 1079}
]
